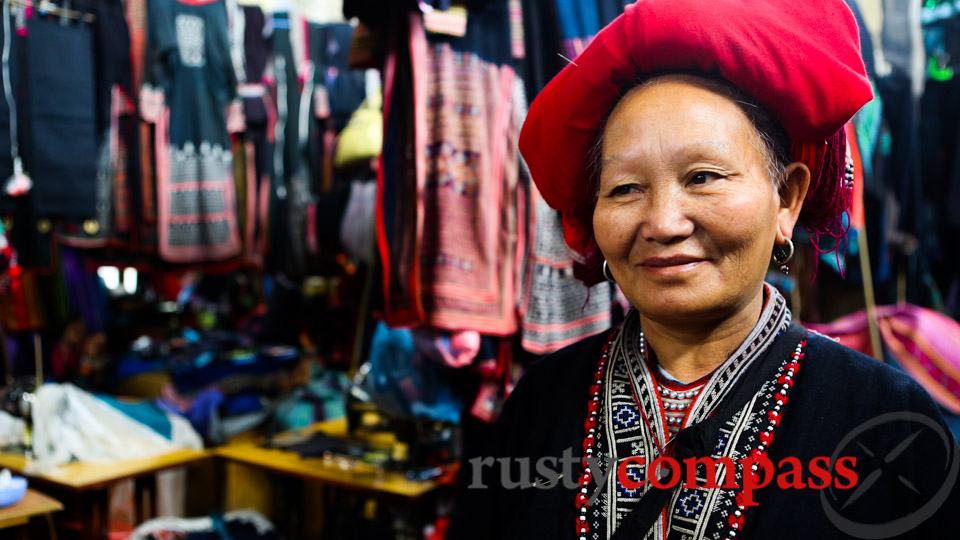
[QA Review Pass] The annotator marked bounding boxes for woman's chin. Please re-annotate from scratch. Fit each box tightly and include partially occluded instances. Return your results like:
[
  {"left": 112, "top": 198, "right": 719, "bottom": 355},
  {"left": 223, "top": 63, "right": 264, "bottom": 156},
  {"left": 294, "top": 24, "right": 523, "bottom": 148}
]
[{"left": 627, "top": 286, "right": 741, "bottom": 326}]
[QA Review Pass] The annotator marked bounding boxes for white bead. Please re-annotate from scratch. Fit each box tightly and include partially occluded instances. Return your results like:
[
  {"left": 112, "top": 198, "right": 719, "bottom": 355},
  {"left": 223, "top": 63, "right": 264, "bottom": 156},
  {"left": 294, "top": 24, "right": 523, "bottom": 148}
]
[
  {"left": 580, "top": 516, "right": 586, "bottom": 522},
  {"left": 670, "top": 391, "right": 678, "bottom": 399},
  {"left": 734, "top": 510, "right": 741, "bottom": 517},
  {"left": 776, "top": 400, "right": 783, "bottom": 406},
  {"left": 581, "top": 488, "right": 588, "bottom": 494},
  {"left": 581, "top": 507, "right": 587, "bottom": 514}
]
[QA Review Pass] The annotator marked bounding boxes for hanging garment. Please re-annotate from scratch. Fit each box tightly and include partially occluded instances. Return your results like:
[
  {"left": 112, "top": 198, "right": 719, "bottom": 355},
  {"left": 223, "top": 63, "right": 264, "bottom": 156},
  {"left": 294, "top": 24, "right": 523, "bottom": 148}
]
[
  {"left": 339, "top": 179, "right": 377, "bottom": 265},
  {"left": 0, "top": 2, "right": 26, "bottom": 215},
  {"left": 142, "top": 0, "right": 243, "bottom": 263},
  {"left": 58, "top": 0, "right": 136, "bottom": 248},
  {"left": 239, "top": 5, "right": 272, "bottom": 267},
  {"left": 377, "top": 8, "right": 425, "bottom": 325},
  {"left": 379, "top": 2, "right": 522, "bottom": 334},
  {"left": 26, "top": 16, "right": 98, "bottom": 219},
  {"left": 264, "top": 12, "right": 309, "bottom": 275},
  {"left": 520, "top": 184, "right": 611, "bottom": 354}
]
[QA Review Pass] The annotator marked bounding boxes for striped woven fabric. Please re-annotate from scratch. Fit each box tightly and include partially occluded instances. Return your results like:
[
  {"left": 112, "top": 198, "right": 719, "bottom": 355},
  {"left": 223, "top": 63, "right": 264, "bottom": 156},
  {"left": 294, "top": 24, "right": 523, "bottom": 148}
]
[{"left": 806, "top": 304, "right": 960, "bottom": 414}]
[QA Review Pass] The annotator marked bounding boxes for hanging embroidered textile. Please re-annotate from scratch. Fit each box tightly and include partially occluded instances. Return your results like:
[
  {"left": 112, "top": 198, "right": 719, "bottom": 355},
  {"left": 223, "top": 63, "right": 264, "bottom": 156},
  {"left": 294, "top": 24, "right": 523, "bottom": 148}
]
[
  {"left": 378, "top": 2, "right": 522, "bottom": 335},
  {"left": 520, "top": 181, "right": 611, "bottom": 354},
  {"left": 141, "top": 0, "right": 244, "bottom": 263}
]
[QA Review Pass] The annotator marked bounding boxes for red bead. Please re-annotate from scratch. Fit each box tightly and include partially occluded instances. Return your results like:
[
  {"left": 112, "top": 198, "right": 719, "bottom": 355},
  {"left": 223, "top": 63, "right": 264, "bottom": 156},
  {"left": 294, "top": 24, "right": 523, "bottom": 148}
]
[
  {"left": 728, "top": 513, "right": 744, "bottom": 529},
  {"left": 759, "top": 431, "right": 773, "bottom": 446},
  {"left": 589, "top": 384, "right": 601, "bottom": 396},
  {"left": 575, "top": 492, "right": 589, "bottom": 508},
  {"left": 767, "top": 411, "right": 780, "bottom": 426},
  {"left": 584, "top": 416, "right": 597, "bottom": 431},
  {"left": 774, "top": 393, "right": 788, "bottom": 405},
  {"left": 575, "top": 520, "right": 590, "bottom": 535},
  {"left": 776, "top": 375, "right": 793, "bottom": 387},
  {"left": 785, "top": 362, "right": 799, "bottom": 372},
  {"left": 578, "top": 472, "right": 592, "bottom": 488}
]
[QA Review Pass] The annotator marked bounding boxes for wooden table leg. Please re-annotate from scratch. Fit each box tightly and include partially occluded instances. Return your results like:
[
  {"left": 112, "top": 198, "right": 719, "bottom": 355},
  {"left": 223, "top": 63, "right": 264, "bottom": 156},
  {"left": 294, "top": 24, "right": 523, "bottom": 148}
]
[
  {"left": 45, "top": 513, "right": 59, "bottom": 540},
  {"left": 135, "top": 474, "right": 158, "bottom": 525},
  {"left": 98, "top": 488, "right": 109, "bottom": 540},
  {"left": 213, "top": 458, "right": 227, "bottom": 513},
  {"left": 81, "top": 488, "right": 109, "bottom": 540},
  {"left": 81, "top": 492, "right": 95, "bottom": 540}
]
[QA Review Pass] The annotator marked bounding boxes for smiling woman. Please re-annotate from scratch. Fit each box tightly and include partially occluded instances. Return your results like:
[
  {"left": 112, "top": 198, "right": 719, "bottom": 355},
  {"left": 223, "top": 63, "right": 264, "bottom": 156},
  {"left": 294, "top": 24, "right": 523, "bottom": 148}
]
[
  {"left": 592, "top": 74, "right": 811, "bottom": 381},
  {"left": 448, "top": 1, "right": 960, "bottom": 539}
]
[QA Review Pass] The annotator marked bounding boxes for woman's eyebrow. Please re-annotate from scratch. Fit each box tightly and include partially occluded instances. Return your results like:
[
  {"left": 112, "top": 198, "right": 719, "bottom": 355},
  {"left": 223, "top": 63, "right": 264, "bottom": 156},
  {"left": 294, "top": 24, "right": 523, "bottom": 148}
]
[{"left": 601, "top": 139, "right": 735, "bottom": 168}]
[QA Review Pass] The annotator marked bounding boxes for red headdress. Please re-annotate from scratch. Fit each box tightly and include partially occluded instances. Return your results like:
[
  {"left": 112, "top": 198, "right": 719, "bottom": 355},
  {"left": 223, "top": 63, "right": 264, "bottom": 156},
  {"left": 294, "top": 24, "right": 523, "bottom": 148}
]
[{"left": 519, "top": 0, "right": 873, "bottom": 285}]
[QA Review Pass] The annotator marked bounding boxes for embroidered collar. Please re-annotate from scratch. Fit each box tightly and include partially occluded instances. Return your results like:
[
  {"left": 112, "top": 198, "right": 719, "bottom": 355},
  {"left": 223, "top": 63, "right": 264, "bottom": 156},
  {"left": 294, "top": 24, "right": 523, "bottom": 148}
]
[{"left": 590, "top": 283, "right": 793, "bottom": 540}]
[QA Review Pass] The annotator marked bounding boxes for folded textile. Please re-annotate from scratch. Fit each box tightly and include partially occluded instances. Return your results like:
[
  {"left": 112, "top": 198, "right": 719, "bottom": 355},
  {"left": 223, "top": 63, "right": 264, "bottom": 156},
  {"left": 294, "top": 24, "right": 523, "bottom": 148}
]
[{"left": 29, "top": 383, "right": 202, "bottom": 473}]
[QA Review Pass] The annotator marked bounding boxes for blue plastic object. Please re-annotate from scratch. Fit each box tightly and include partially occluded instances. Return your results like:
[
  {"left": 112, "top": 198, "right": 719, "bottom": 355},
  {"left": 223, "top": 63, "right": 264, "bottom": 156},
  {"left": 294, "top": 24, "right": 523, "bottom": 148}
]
[{"left": 0, "top": 475, "right": 27, "bottom": 508}]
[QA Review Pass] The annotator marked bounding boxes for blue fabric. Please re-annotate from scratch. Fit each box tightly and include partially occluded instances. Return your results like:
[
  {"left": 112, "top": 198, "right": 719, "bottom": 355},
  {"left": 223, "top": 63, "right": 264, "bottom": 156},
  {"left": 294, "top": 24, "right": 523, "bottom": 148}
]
[
  {"left": 366, "top": 323, "right": 462, "bottom": 423},
  {"left": 96, "top": 394, "right": 173, "bottom": 439},
  {"left": 554, "top": 0, "right": 602, "bottom": 40}
]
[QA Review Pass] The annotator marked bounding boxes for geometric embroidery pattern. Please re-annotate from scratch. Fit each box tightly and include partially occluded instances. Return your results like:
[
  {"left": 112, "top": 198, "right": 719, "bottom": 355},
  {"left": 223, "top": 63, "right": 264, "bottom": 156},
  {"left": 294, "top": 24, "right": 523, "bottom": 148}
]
[
  {"left": 590, "top": 284, "right": 793, "bottom": 540},
  {"left": 176, "top": 14, "right": 206, "bottom": 67}
]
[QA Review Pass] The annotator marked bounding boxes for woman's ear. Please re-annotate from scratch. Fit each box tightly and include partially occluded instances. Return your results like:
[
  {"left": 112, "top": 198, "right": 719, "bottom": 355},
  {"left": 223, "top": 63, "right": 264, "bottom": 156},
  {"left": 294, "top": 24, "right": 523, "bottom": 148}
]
[{"left": 777, "top": 162, "right": 811, "bottom": 242}]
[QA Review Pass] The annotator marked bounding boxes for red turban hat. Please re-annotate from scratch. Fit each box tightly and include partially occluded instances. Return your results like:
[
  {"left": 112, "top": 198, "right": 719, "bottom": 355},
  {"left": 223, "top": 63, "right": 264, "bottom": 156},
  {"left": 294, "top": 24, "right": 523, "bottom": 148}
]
[{"left": 519, "top": 0, "right": 873, "bottom": 285}]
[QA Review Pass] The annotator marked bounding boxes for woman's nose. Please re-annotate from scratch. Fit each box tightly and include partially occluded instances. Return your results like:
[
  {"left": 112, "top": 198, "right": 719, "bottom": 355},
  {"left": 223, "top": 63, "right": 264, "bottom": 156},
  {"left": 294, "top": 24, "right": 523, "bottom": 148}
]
[{"left": 639, "top": 188, "right": 695, "bottom": 244}]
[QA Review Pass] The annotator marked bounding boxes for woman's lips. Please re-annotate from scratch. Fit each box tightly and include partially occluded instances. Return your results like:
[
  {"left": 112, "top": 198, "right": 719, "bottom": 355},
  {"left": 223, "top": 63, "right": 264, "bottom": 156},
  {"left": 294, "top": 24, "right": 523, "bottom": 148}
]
[{"left": 637, "top": 256, "right": 706, "bottom": 276}]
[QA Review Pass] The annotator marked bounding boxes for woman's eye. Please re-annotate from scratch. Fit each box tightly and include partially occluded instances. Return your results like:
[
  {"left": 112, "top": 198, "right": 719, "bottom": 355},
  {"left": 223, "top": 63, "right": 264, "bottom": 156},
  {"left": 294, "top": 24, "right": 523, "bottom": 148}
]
[
  {"left": 689, "top": 171, "right": 723, "bottom": 185},
  {"left": 609, "top": 184, "right": 640, "bottom": 196}
]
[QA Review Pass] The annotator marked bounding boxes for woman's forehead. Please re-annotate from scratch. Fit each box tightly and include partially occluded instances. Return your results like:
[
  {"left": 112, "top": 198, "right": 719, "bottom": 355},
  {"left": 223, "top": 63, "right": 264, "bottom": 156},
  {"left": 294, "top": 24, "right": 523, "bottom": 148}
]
[{"left": 602, "top": 78, "right": 759, "bottom": 160}]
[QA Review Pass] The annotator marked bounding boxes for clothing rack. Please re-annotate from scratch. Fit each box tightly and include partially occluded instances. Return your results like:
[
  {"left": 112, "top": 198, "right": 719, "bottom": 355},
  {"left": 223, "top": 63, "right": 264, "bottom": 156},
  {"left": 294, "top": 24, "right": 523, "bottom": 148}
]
[{"left": 9, "top": 0, "right": 96, "bottom": 23}]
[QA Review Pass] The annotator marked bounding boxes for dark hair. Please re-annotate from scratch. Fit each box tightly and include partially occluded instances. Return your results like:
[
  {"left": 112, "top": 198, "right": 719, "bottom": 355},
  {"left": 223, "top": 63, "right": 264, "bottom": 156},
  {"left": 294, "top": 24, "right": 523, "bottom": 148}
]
[{"left": 589, "top": 72, "right": 793, "bottom": 201}]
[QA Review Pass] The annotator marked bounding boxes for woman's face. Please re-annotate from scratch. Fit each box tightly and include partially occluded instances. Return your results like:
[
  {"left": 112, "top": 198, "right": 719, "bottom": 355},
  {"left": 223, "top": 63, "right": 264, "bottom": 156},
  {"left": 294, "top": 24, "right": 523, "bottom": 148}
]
[{"left": 593, "top": 76, "right": 795, "bottom": 326}]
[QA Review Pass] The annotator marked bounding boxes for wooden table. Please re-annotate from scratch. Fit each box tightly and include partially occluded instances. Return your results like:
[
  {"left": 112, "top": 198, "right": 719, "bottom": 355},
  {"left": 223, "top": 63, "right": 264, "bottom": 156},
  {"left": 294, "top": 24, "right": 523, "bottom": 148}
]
[
  {"left": 0, "top": 488, "right": 63, "bottom": 539},
  {"left": 215, "top": 419, "right": 456, "bottom": 537},
  {"left": 0, "top": 448, "right": 209, "bottom": 539},
  {"left": 215, "top": 418, "right": 441, "bottom": 498}
]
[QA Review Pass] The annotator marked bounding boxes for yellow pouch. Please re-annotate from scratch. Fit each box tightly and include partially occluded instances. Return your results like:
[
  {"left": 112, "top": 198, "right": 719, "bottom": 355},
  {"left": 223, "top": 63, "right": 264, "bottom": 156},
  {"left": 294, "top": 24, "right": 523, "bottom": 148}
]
[{"left": 333, "top": 90, "right": 382, "bottom": 168}]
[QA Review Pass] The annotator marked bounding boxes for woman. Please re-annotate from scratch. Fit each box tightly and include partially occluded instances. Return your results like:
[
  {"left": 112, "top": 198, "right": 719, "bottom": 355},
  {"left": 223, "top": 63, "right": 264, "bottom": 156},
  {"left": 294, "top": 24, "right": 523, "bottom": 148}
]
[{"left": 448, "top": 1, "right": 959, "bottom": 539}]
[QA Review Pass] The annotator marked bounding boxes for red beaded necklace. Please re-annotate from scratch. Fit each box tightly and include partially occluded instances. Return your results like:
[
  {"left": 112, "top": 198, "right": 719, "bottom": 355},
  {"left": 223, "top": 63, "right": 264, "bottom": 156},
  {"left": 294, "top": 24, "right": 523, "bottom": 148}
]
[{"left": 574, "top": 329, "right": 807, "bottom": 540}]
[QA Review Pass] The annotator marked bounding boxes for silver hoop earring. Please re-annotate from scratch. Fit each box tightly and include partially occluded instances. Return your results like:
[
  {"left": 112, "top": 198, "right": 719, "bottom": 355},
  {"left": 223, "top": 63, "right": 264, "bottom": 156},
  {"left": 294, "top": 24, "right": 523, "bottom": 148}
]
[
  {"left": 602, "top": 260, "right": 616, "bottom": 283},
  {"left": 772, "top": 238, "right": 795, "bottom": 275}
]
